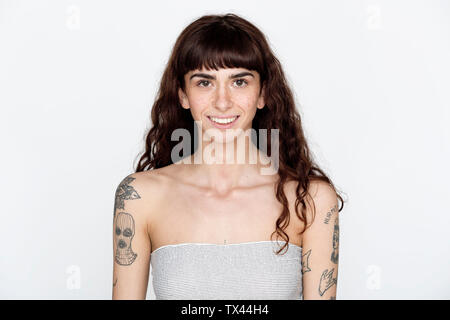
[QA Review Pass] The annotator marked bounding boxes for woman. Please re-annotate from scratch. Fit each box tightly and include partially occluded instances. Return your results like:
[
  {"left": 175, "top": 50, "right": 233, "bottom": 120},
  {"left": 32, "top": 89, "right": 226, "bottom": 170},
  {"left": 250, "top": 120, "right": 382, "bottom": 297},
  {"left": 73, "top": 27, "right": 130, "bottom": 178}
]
[{"left": 112, "top": 13, "right": 344, "bottom": 300}]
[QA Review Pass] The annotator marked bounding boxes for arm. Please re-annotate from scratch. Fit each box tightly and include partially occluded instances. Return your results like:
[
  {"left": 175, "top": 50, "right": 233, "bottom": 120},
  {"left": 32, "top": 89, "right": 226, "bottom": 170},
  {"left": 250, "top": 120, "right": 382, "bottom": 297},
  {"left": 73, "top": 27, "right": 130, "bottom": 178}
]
[
  {"left": 112, "top": 174, "right": 151, "bottom": 299},
  {"left": 301, "top": 181, "right": 340, "bottom": 300}
]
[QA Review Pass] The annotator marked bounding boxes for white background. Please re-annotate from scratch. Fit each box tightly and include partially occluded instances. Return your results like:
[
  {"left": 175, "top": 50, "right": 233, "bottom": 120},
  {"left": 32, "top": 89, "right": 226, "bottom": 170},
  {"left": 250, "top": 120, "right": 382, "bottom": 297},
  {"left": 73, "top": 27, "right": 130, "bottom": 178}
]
[{"left": 1, "top": 0, "right": 449, "bottom": 299}]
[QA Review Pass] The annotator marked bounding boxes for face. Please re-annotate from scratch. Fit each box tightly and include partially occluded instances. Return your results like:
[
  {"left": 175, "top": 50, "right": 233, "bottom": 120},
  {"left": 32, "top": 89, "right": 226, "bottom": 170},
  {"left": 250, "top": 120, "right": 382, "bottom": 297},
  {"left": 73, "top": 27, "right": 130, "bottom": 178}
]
[
  {"left": 115, "top": 212, "right": 135, "bottom": 252},
  {"left": 178, "top": 67, "right": 265, "bottom": 142}
]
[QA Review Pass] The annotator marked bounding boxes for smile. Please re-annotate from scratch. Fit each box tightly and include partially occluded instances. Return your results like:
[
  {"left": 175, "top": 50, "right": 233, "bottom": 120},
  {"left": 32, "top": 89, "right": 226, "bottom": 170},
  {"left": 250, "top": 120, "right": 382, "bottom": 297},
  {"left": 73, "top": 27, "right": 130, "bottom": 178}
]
[{"left": 207, "top": 115, "right": 240, "bottom": 128}]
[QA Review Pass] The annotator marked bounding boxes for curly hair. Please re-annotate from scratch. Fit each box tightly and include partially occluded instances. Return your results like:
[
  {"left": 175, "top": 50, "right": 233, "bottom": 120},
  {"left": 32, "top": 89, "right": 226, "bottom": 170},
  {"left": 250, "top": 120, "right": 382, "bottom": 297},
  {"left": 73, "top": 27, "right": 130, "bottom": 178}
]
[{"left": 135, "top": 13, "right": 344, "bottom": 255}]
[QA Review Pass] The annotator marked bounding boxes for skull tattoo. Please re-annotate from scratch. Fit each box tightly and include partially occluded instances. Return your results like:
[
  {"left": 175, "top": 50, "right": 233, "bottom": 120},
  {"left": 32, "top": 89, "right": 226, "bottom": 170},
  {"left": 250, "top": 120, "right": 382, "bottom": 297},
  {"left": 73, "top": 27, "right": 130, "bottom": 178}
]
[{"left": 114, "top": 212, "right": 138, "bottom": 265}]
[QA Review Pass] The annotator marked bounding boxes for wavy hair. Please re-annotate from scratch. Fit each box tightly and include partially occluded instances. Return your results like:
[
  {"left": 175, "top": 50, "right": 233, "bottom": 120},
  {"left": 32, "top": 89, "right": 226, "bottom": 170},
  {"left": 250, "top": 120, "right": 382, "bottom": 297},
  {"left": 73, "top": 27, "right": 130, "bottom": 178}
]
[{"left": 135, "top": 13, "right": 345, "bottom": 255}]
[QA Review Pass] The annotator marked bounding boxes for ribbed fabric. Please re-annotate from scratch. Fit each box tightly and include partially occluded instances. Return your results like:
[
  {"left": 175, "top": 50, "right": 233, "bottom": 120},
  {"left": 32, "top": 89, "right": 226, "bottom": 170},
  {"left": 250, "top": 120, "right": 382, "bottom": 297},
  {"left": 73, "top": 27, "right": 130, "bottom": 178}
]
[{"left": 150, "top": 240, "right": 303, "bottom": 300}]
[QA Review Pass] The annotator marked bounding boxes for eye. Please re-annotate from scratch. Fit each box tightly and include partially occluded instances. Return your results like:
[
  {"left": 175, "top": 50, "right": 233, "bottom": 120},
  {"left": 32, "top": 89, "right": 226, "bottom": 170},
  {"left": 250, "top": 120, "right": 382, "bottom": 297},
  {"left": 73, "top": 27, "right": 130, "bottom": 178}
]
[
  {"left": 123, "top": 228, "right": 133, "bottom": 237},
  {"left": 197, "top": 80, "right": 211, "bottom": 87},
  {"left": 115, "top": 227, "right": 121, "bottom": 236},
  {"left": 234, "top": 79, "right": 248, "bottom": 87}
]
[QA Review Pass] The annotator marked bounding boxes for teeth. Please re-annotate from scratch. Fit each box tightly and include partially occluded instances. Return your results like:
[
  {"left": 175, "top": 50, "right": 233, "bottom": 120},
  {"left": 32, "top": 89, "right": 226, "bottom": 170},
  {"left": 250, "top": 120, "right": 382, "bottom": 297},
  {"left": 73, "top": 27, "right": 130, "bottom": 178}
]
[{"left": 209, "top": 116, "right": 237, "bottom": 124}]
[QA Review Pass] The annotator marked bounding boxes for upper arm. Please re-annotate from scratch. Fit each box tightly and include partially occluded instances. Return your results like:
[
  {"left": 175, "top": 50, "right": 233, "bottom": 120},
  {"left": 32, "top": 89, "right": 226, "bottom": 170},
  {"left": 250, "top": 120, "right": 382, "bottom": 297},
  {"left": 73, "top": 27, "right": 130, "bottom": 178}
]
[
  {"left": 112, "top": 173, "right": 151, "bottom": 300},
  {"left": 301, "top": 181, "right": 340, "bottom": 300}
]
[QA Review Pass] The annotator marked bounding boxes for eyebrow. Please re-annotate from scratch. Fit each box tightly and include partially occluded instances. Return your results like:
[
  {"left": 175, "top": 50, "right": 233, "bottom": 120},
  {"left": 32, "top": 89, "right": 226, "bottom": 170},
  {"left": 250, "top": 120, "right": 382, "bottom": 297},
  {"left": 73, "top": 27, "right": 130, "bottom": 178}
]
[{"left": 189, "top": 71, "right": 254, "bottom": 81}]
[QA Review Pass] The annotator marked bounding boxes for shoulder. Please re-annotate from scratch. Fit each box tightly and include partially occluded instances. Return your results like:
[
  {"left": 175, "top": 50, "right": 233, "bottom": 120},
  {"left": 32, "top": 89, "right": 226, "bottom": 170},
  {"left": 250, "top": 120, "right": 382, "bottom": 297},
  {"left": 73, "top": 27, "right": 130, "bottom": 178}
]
[
  {"left": 114, "top": 167, "right": 174, "bottom": 222},
  {"left": 117, "top": 164, "right": 183, "bottom": 195},
  {"left": 308, "top": 180, "right": 339, "bottom": 204},
  {"left": 306, "top": 180, "right": 340, "bottom": 225},
  {"left": 284, "top": 179, "right": 339, "bottom": 220},
  {"left": 283, "top": 178, "right": 336, "bottom": 201}
]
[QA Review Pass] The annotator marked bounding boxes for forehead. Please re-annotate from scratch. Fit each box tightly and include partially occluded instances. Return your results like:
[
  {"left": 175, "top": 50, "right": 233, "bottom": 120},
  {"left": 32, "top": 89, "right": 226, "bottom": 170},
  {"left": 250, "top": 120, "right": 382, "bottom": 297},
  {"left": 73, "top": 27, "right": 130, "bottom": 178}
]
[{"left": 186, "top": 67, "right": 257, "bottom": 76}]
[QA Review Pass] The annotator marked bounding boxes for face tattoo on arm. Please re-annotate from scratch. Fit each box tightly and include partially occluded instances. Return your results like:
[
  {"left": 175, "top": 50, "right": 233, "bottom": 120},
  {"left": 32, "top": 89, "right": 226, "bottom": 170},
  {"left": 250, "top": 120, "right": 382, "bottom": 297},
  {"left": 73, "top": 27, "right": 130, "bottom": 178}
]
[{"left": 114, "top": 212, "right": 138, "bottom": 265}]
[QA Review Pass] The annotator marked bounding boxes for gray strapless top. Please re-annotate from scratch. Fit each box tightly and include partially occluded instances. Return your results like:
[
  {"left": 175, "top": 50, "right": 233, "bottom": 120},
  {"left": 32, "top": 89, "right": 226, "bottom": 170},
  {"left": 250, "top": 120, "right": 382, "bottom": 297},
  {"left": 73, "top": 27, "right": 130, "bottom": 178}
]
[{"left": 150, "top": 240, "right": 303, "bottom": 300}]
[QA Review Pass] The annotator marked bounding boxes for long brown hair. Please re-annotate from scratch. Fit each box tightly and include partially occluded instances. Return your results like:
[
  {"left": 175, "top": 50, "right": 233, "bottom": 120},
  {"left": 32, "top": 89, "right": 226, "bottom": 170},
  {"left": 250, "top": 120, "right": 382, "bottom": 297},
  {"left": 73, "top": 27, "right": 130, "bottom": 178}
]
[{"left": 135, "top": 13, "right": 345, "bottom": 254}]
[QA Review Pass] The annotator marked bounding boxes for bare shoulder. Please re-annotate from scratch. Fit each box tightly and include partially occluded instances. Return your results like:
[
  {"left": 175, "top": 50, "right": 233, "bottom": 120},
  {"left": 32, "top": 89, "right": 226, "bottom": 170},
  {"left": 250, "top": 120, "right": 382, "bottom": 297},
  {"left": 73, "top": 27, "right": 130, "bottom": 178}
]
[
  {"left": 283, "top": 179, "right": 339, "bottom": 221},
  {"left": 120, "top": 168, "right": 172, "bottom": 198},
  {"left": 114, "top": 167, "right": 174, "bottom": 227},
  {"left": 306, "top": 180, "right": 340, "bottom": 222},
  {"left": 308, "top": 180, "right": 339, "bottom": 203}
]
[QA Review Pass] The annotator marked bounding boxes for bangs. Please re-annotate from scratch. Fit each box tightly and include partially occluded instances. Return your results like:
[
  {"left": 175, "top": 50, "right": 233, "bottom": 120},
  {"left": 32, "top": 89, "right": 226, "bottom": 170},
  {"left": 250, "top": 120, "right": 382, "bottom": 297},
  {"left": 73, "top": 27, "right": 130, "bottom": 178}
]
[{"left": 176, "top": 22, "right": 266, "bottom": 86}]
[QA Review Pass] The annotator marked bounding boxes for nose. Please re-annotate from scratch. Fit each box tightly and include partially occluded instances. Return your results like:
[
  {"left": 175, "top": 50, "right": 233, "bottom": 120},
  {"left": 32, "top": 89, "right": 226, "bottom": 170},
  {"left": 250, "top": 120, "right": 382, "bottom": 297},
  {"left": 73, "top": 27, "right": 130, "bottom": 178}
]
[{"left": 213, "top": 83, "right": 232, "bottom": 112}]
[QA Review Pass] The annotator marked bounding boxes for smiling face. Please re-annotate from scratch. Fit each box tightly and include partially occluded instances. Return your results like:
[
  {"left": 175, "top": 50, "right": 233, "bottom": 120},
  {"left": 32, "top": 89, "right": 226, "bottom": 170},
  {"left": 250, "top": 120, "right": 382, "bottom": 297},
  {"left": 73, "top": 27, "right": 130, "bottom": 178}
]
[{"left": 178, "top": 67, "right": 265, "bottom": 142}]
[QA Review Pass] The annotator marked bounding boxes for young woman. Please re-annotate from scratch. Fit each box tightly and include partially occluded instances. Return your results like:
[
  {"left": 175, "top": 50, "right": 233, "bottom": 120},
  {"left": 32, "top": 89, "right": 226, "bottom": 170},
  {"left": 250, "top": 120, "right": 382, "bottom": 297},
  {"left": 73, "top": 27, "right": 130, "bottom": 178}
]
[{"left": 112, "top": 13, "right": 344, "bottom": 300}]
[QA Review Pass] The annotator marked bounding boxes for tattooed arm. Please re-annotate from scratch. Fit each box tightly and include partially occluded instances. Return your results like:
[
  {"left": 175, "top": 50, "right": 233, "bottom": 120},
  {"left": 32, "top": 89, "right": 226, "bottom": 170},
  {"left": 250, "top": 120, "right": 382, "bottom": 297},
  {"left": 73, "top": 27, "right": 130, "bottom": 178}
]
[
  {"left": 112, "top": 173, "right": 151, "bottom": 300},
  {"left": 301, "top": 181, "right": 340, "bottom": 300}
]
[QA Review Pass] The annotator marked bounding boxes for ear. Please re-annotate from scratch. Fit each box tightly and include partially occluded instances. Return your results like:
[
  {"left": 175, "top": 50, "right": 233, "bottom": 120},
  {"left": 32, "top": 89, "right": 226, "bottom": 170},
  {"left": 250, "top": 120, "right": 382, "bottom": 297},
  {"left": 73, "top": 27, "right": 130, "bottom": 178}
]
[
  {"left": 178, "top": 88, "right": 190, "bottom": 109},
  {"left": 257, "top": 84, "right": 265, "bottom": 110}
]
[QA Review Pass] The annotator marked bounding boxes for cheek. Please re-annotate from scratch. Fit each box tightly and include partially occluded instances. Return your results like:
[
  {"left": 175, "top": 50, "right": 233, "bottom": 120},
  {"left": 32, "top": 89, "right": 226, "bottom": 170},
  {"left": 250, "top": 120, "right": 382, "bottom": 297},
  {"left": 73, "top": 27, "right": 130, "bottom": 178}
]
[
  {"left": 235, "top": 91, "right": 260, "bottom": 110},
  {"left": 189, "top": 96, "right": 211, "bottom": 116}
]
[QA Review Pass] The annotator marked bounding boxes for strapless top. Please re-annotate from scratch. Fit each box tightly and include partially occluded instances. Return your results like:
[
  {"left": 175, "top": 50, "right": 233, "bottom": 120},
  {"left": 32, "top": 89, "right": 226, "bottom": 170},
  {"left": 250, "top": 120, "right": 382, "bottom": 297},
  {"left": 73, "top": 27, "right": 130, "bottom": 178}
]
[{"left": 150, "top": 240, "right": 303, "bottom": 300}]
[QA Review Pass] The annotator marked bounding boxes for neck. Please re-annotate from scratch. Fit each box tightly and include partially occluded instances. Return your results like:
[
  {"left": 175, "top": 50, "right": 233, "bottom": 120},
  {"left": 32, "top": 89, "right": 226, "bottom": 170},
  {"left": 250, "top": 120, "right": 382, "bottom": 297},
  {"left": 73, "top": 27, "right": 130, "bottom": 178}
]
[{"left": 185, "top": 132, "right": 278, "bottom": 195}]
